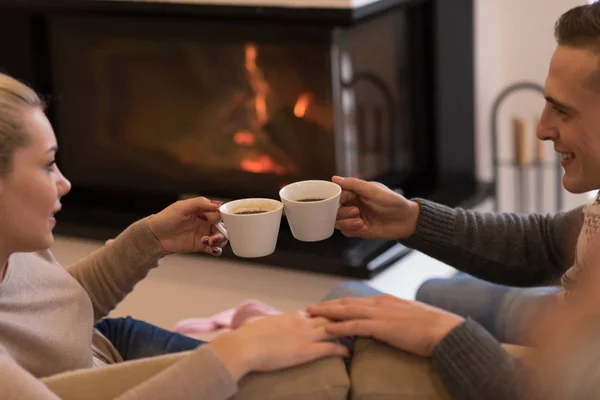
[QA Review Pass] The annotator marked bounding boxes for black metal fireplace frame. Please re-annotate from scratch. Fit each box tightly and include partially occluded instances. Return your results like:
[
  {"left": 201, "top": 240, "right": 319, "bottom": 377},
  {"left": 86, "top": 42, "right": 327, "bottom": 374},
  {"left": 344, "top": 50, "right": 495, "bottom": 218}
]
[{"left": 0, "top": 0, "right": 489, "bottom": 278}]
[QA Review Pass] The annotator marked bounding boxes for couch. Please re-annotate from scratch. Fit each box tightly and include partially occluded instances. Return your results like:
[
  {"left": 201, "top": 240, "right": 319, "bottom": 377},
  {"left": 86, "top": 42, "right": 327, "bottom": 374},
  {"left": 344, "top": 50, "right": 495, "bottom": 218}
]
[{"left": 41, "top": 339, "right": 530, "bottom": 400}]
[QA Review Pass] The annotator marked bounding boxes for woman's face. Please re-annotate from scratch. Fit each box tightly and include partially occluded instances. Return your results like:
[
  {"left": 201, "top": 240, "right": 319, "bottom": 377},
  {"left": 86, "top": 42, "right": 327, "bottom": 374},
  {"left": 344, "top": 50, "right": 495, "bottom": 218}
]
[{"left": 0, "top": 108, "right": 71, "bottom": 254}]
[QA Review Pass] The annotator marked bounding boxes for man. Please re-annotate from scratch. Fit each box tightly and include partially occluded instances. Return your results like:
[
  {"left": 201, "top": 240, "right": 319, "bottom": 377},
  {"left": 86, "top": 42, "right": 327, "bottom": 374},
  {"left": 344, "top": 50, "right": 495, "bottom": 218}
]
[{"left": 309, "top": 3, "right": 600, "bottom": 399}]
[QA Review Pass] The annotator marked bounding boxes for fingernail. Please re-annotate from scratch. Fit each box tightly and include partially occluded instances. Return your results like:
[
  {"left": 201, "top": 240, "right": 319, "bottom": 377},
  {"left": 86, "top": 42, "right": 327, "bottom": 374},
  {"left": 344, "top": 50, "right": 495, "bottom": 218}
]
[
  {"left": 201, "top": 238, "right": 209, "bottom": 245},
  {"left": 212, "top": 247, "right": 222, "bottom": 255},
  {"left": 211, "top": 200, "right": 223, "bottom": 206},
  {"left": 198, "top": 214, "right": 208, "bottom": 221}
]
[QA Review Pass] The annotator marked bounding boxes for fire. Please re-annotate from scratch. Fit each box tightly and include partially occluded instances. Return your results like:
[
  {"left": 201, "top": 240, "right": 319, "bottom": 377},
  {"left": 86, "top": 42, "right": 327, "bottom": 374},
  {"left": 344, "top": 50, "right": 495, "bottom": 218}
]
[
  {"left": 245, "top": 44, "right": 269, "bottom": 126},
  {"left": 294, "top": 93, "right": 313, "bottom": 118},
  {"left": 240, "top": 155, "right": 286, "bottom": 175},
  {"left": 233, "top": 131, "right": 255, "bottom": 146}
]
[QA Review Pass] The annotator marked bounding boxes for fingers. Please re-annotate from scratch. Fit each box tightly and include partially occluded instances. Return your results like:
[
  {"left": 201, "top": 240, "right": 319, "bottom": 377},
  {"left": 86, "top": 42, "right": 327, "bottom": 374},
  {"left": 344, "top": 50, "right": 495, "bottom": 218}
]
[
  {"left": 332, "top": 176, "right": 375, "bottom": 198},
  {"left": 178, "top": 197, "right": 223, "bottom": 215},
  {"left": 306, "top": 303, "right": 376, "bottom": 321},
  {"left": 306, "top": 342, "right": 350, "bottom": 360},
  {"left": 201, "top": 233, "right": 227, "bottom": 248},
  {"left": 202, "top": 210, "right": 222, "bottom": 225},
  {"left": 199, "top": 231, "right": 228, "bottom": 257},
  {"left": 340, "top": 190, "right": 358, "bottom": 205},
  {"left": 307, "top": 316, "right": 332, "bottom": 329},
  {"left": 311, "top": 325, "right": 339, "bottom": 342},
  {"left": 309, "top": 297, "right": 376, "bottom": 310},
  {"left": 337, "top": 206, "right": 360, "bottom": 220},
  {"left": 325, "top": 320, "right": 381, "bottom": 339},
  {"left": 335, "top": 219, "right": 367, "bottom": 235},
  {"left": 202, "top": 246, "right": 223, "bottom": 257},
  {"left": 335, "top": 206, "right": 367, "bottom": 235}
]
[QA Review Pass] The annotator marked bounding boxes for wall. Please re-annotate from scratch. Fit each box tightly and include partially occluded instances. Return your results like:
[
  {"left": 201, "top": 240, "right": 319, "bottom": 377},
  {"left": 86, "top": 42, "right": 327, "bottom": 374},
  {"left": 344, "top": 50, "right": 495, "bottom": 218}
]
[{"left": 475, "top": 0, "right": 590, "bottom": 212}]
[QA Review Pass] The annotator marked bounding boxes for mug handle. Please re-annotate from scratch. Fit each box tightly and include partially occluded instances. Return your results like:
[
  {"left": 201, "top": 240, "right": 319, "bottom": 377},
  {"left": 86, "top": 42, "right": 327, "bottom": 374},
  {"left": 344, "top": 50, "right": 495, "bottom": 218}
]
[{"left": 214, "top": 222, "right": 229, "bottom": 240}]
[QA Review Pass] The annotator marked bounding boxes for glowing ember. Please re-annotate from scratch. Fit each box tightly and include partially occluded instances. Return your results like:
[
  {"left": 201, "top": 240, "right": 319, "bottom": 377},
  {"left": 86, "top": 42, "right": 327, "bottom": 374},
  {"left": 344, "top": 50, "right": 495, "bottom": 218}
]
[
  {"left": 294, "top": 93, "right": 313, "bottom": 118},
  {"left": 241, "top": 155, "right": 286, "bottom": 175},
  {"left": 233, "top": 131, "right": 255, "bottom": 146}
]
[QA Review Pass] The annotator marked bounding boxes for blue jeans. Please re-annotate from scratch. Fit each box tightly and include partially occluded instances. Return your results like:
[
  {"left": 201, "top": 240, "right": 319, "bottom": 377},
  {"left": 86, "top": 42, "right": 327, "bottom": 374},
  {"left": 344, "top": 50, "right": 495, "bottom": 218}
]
[
  {"left": 323, "top": 277, "right": 560, "bottom": 345},
  {"left": 416, "top": 274, "right": 560, "bottom": 344},
  {"left": 94, "top": 316, "right": 205, "bottom": 361}
]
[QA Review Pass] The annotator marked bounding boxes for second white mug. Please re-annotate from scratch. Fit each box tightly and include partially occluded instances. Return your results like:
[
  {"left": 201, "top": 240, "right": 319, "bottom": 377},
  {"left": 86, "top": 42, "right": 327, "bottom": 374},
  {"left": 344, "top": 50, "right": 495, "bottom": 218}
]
[{"left": 279, "top": 180, "right": 342, "bottom": 242}]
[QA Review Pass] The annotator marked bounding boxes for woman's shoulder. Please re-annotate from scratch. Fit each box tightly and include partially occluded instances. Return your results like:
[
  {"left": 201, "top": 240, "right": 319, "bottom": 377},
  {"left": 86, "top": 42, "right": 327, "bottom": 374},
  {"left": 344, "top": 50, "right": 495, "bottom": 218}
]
[{"left": 10, "top": 250, "right": 58, "bottom": 265}]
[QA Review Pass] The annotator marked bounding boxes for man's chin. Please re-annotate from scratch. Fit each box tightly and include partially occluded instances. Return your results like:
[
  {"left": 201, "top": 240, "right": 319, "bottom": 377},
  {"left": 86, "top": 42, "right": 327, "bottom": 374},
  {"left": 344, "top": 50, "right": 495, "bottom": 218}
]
[{"left": 562, "top": 175, "right": 598, "bottom": 194}]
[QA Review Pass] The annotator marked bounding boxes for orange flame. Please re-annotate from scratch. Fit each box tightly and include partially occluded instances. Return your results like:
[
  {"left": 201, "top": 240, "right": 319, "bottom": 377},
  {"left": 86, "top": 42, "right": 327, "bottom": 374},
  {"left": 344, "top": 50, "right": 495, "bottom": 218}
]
[
  {"left": 233, "top": 131, "right": 255, "bottom": 146},
  {"left": 240, "top": 155, "right": 286, "bottom": 175},
  {"left": 294, "top": 93, "right": 313, "bottom": 118},
  {"left": 245, "top": 44, "right": 269, "bottom": 126}
]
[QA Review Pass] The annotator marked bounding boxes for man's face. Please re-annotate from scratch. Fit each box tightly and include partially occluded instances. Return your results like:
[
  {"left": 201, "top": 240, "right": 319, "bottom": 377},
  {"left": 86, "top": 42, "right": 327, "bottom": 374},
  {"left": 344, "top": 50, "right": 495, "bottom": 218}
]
[{"left": 538, "top": 45, "right": 600, "bottom": 193}]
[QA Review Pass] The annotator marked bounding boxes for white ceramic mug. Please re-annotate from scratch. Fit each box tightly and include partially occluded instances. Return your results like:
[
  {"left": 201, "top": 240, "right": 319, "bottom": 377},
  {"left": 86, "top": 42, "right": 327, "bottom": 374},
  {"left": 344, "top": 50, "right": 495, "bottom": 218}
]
[
  {"left": 215, "top": 198, "right": 283, "bottom": 258},
  {"left": 279, "top": 180, "right": 342, "bottom": 242}
]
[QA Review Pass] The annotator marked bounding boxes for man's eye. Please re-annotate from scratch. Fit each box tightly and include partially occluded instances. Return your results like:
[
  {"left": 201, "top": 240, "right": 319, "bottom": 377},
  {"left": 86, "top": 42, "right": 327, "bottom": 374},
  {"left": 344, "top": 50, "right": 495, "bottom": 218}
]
[{"left": 553, "top": 105, "right": 568, "bottom": 116}]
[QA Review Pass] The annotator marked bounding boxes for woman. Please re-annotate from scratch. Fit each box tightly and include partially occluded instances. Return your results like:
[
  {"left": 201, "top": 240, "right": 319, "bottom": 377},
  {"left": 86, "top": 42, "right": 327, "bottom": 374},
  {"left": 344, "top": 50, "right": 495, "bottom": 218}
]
[{"left": 0, "top": 72, "right": 348, "bottom": 399}]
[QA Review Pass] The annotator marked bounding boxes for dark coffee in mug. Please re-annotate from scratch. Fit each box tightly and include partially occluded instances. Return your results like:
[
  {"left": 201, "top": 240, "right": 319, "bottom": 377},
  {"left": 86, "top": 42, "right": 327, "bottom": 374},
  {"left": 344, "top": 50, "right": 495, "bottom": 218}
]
[
  {"left": 235, "top": 210, "right": 267, "bottom": 215},
  {"left": 297, "top": 198, "right": 325, "bottom": 202}
]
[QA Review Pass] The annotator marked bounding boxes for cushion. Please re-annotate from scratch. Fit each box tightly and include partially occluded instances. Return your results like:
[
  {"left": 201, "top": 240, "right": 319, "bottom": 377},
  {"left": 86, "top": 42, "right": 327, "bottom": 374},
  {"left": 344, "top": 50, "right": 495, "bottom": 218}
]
[
  {"left": 349, "top": 338, "right": 452, "bottom": 400},
  {"left": 349, "top": 338, "right": 534, "bottom": 400},
  {"left": 42, "top": 350, "right": 350, "bottom": 400},
  {"left": 235, "top": 356, "right": 349, "bottom": 400}
]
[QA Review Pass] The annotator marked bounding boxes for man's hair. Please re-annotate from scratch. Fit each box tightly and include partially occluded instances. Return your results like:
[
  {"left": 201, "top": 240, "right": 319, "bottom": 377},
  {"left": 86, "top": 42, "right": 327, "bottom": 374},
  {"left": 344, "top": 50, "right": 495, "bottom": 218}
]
[{"left": 556, "top": 2, "right": 600, "bottom": 52}]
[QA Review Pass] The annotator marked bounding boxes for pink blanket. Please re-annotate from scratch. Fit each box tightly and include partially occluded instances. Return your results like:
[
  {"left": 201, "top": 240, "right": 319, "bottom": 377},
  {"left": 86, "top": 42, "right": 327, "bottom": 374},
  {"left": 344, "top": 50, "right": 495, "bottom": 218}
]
[{"left": 173, "top": 300, "right": 281, "bottom": 341}]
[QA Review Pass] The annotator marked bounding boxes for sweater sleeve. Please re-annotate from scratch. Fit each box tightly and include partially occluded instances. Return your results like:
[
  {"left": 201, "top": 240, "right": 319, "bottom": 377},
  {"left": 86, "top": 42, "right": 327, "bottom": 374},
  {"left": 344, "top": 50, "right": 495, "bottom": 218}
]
[
  {"left": 0, "top": 346, "right": 237, "bottom": 400},
  {"left": 432, "top": 319, "right": 521, "bottom": 400},
  {"left": 400, "top": 199, "right": 584, "bottom": 286},
  {"left": 66, "top": 217, "right": 170, "bottom": 321}
]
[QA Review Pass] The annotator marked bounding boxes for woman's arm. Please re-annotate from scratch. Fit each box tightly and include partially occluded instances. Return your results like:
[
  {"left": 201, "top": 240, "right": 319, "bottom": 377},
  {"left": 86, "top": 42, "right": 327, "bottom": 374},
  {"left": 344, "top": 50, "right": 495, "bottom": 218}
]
[
  {"left": 3, "top": 312, "right": 348, "bottom": 400},
  {"left": 66, "top": 218, "right": 168, "bottom": 321},
  {"left": 66, "top": 197, "right": 226, "bottom": 321},
  {"left": 0, "top": 345, "right": 236, "bottom": 400}
]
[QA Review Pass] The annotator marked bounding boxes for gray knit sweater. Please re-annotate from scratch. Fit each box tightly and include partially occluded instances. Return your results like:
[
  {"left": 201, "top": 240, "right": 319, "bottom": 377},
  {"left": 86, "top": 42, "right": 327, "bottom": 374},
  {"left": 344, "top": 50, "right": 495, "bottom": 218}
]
[{"left": 401, "top": 199, "right": 585, "bottom": 400}]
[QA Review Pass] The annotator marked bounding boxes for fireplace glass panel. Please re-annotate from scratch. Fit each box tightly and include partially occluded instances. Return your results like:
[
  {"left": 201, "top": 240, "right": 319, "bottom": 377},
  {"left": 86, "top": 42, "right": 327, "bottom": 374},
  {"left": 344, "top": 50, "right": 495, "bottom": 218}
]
[{"left": 49, "top": 16, "right": 335, "bottom": 199}]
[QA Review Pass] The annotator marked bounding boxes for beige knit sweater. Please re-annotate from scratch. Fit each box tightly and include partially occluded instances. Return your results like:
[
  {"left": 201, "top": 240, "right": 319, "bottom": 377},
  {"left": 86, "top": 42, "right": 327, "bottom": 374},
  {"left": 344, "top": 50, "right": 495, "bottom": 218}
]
[{"left": 0, "top": 218, "right": 237, "bottom": 399}]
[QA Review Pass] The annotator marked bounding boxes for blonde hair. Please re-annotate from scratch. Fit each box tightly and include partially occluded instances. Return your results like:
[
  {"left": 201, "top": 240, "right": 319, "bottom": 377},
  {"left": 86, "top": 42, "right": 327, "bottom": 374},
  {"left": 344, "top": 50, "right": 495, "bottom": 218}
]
[{"left": 0, "top": 72, "right": 45, "bottom": 176}]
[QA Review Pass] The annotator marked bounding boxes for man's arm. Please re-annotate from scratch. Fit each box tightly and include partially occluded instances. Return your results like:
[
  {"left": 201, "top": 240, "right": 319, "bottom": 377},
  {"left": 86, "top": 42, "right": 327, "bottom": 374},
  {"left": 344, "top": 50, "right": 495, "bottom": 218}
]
[
  {"left": 401, "top": 199, "right": 584, "bottom": 286},
  {"left": 432, "top": 319, "right": 522, "bottom": 400}
]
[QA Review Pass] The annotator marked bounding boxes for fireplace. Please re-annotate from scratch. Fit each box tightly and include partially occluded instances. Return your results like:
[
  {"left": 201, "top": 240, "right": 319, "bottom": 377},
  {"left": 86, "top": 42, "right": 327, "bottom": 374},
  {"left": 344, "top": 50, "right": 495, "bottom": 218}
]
[{"left": 0, "top": 0, "right": 488, "bottom": 277}]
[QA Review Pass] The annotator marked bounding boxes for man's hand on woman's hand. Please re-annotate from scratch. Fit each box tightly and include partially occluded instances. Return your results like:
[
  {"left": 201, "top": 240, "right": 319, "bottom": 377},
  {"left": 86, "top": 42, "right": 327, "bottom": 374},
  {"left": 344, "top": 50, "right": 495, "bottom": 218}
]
[
  {"left": 333, "top": 176, "right": 420, "bottom": 241},
  {"left": 147, "top": 197, "right": 228, "bottom": 256},
  {"left": 208, "top": 311, "right": 349, "bottom": 381},
  {"left": 307, "top": 295, "right": 464, "bottom": 357}
]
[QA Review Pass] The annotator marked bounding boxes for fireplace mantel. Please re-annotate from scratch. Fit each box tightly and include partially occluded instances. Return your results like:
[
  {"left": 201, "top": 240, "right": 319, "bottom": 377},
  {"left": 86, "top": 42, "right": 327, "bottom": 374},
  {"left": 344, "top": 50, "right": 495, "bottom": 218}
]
[
  {"left": 0, "top": 0, "right": 417, "bottom": 24},
  {"left": 104, "top": 0, "right": 382, "bottom": 9}
]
